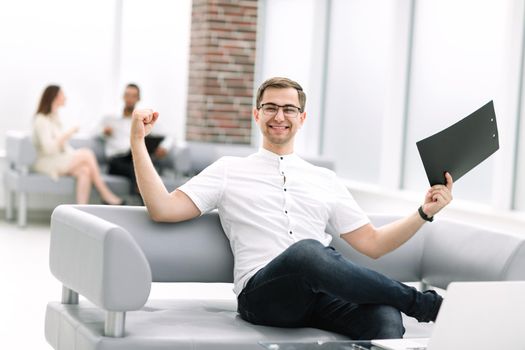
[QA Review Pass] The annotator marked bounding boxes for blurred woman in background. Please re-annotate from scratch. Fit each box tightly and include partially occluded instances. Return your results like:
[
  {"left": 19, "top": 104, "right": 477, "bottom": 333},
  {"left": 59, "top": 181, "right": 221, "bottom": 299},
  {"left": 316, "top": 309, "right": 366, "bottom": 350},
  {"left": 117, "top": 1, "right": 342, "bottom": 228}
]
[{"left": 32, "top": 85, "right": 124, "bottom": 205}]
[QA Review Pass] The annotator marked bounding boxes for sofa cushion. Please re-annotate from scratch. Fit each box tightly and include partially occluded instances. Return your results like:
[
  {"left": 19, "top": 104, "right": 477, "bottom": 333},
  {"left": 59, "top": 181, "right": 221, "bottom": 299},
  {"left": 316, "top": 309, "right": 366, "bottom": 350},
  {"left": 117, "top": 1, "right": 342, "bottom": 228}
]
[
  {"left": 45, "top": 298, "right": 432, "bottom": 350},
  {"left": 5, "top": 169, "right": 75, "bottom": 194},
  {"left": 45, "top": 299, "right": 349, "bottom": 350}
]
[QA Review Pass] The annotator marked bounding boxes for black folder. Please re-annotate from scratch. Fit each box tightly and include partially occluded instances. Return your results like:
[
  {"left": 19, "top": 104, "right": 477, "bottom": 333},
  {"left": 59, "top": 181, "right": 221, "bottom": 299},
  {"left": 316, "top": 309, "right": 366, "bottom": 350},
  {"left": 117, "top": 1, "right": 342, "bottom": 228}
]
[{"left": 416, "top": 100, "right": 499, "bottom": 186}]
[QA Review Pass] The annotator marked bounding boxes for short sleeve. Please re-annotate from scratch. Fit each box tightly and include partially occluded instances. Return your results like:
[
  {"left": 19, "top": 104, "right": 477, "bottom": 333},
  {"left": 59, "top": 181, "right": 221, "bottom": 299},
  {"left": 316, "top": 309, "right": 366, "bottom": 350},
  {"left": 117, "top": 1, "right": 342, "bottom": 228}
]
[
  {"left": 328, "top": 174, "right": 370, "bottom": 234},
  {"left": 177, "top": 157, "right": 227, "bottom": 214}
]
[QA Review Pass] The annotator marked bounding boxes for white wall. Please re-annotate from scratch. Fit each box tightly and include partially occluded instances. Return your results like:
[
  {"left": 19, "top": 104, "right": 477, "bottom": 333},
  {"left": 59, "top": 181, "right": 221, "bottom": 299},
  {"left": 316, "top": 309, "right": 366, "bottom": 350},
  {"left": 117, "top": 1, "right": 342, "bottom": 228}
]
[
  {"left": 256, "top": 0, "right": 328, "bottom": 156},
  {"left": 0, "top": 0, "right": 191, "bottom": 144},
  {"left": 0, "top": 0, "right": 192, "bottom": 210},
  {"left": 118, "top": 0, "right": 191, "bottom": 143},
  {"left": 0, "top": 0, "right": 117, "bottom": 142}
]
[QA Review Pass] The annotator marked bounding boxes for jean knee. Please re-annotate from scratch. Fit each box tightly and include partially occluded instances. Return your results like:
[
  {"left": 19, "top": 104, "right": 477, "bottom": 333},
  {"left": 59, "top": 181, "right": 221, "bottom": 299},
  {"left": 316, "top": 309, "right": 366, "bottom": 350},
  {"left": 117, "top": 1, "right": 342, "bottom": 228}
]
[
  {"left": 282, "top": 239, "right": 332, "bottom": 275},
  {"left": 369, "top": 305, "right": 405, "bottom": 339}
]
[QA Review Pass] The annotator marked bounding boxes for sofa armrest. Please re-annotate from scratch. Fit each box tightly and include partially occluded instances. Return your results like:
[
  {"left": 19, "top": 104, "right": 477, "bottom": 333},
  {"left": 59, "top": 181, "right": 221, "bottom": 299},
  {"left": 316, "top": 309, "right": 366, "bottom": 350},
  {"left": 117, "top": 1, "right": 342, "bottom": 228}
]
[
  {"left": 329, "top": 214, "right": 425, "bottom": 282},
  {"left": 50, "top": 205, "right": 152, "bottom": 312}
]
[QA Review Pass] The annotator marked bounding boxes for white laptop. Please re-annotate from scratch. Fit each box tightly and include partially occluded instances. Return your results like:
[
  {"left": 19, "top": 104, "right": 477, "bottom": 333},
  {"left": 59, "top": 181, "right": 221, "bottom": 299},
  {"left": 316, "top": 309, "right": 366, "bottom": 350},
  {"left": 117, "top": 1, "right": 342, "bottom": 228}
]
[{"left": 372, "top": 281, "right": 525, "bottom": 350}]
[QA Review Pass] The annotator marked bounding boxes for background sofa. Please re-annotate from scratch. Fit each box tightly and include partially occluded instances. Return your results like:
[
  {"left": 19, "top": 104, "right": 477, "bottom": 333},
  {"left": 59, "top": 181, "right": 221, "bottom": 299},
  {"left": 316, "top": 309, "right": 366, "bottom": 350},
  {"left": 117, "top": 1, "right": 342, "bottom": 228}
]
[
  {"left": 3, "top": 131, "right": 181, "bottom": 226},
  {"left": 45, "top": 204, "right": 525, "bottom": 350},
  {"left": 172, "top": 140, "right": 335, "bottom": 176},
  {"left": 4, "top": 132, "right": 333, "bottom": 227}
]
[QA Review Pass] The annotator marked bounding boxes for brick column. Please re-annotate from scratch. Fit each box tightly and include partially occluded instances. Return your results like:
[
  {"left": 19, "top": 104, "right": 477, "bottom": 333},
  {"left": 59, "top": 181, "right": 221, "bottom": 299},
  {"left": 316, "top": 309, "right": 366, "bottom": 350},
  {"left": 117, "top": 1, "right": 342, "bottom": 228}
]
[{"left": 186, "top": 0, "right": 258, "bottom": 144}]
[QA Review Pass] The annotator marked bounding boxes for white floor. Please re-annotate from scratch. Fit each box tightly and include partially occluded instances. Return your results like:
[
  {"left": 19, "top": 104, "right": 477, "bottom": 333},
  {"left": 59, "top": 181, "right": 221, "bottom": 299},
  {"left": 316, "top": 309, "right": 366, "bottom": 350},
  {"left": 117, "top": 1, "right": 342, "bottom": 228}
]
[{"left": 0, "top": 216, "right": 236, "bottom": 349}]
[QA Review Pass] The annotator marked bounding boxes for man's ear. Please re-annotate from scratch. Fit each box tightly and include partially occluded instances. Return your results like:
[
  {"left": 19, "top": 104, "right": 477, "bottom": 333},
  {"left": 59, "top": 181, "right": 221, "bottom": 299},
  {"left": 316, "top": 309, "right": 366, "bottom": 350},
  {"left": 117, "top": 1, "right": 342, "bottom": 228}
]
[
  {"left": 253, "top": 107, "right": 260, "bottom": 123},
  {"left": 299, "top": 111, "right": 307, "bottom": 126}
]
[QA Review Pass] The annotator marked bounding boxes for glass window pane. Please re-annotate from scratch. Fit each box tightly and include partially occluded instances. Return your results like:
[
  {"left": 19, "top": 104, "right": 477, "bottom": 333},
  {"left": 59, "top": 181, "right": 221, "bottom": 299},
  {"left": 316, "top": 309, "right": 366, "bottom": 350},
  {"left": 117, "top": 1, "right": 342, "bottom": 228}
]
[
  {"left": 515, "top": 113, "right": 525, "bottom": 210},
  {"left": 403, "top": 0, "right": 511, "bottom": 203},
  {"left": 323, "top": 0, "right": 392, "bottom": 183}
]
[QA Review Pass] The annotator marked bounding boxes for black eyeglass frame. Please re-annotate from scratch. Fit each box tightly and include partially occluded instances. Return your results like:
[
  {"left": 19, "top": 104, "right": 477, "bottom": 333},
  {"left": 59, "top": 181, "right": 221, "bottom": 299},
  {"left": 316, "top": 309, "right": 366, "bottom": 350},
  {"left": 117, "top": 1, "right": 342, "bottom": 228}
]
[{"left": 257, "top": 103, "right": 304, "bottom": 115}]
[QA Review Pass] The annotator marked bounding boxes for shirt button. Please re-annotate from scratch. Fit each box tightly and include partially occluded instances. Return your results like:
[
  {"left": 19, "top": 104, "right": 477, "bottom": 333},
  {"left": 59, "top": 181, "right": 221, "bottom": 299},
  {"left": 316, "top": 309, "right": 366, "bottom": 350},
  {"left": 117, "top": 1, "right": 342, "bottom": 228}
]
[
  {"left": 289, "top": 230, "right": 293, "bottom": 234},
  {"left": 280, "top": 157, "right": 283, "bottom": 160},
  {"left": 285, "top": 210, "right": 288, "bottom": 214},
  {"left": 284, "top": 188, "right": 287, "bottom": 191}
]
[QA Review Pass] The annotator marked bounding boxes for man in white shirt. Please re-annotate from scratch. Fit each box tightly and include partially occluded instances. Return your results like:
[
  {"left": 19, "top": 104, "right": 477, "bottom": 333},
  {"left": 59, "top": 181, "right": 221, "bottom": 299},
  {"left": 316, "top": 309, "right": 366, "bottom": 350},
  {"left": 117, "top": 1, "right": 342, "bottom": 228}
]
[
  {"left": 102, "top": 83, "right": 172, "bottom": 196},
  {"left": 130, "top": 77, "right": 453, "bottom": 340}
]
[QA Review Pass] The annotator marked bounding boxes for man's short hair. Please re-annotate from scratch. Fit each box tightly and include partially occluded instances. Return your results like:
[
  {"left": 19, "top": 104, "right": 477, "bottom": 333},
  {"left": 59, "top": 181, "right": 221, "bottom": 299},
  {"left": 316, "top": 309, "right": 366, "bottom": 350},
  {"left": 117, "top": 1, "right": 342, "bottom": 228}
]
[
  {"left": 126, "top": 83, "right": 141, "bottom": 98},
  {"left": 256, "top": 77, "right": 306, "bottom": 112}
]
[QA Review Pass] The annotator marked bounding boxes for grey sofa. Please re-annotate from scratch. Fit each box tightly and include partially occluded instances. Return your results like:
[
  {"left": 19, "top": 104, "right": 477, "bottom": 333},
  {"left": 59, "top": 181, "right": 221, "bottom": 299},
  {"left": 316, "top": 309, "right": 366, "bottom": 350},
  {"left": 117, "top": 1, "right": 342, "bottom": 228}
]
[
  {"left": 45, "top": 205, "right": 525, "bottom": 350},
  {"left": 173, "top": 141, "right": 336, "bottom": 176},
  {"left": 3, "top": 131, "right": 180, "bottom": 227},
  {"left": 4, "top": 133, "right": 332, "bottom": 227}
]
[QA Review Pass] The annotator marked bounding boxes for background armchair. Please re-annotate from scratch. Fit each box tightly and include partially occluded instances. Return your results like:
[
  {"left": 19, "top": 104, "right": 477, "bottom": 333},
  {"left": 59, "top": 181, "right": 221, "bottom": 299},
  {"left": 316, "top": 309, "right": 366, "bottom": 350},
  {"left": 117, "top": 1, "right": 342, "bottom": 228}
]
[
  {"left": 45, "top": 205, "right": 525, "bottom": 350},
  {"left": 3, "top": 131, "right": 180, "bottom": 226}
]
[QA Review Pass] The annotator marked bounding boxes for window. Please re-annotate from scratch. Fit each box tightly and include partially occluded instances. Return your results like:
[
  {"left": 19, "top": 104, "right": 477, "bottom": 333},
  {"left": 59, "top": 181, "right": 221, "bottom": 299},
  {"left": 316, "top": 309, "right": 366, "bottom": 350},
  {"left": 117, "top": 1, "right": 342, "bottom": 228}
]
[
  {"left": 322, "top": 0, "right": 394, "bottom": 183},
  {"left": 402, "top": 0, "right": 521, "bottom": 205}
]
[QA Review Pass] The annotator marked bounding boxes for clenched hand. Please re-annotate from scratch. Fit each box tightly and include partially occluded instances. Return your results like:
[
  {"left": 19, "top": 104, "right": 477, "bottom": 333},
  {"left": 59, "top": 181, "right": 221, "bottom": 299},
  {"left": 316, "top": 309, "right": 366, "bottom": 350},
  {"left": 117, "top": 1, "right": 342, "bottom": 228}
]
[
  {"left": 131, "top": 109, "right": 159, "bottom": 141},
  {"left": 421, "top": 172, "right": 454, "bottom": 218}
]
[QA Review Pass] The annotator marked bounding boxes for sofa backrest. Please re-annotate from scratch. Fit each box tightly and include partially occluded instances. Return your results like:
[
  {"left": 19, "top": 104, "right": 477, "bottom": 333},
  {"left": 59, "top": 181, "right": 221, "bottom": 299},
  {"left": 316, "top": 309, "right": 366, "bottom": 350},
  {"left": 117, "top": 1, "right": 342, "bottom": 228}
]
[
  {"left": 184, "top": 141, "right": 256, "bottom": 174},
  {"left": 420, "top": 219, "right": 525, "bottom": 288},
  {"left": 5, "top": 131, "right": 36, "bottom": 169},
  {"left": 337, "top": 215, "right": 525, "bottom": 289},
  {"left": 75, "top": 205, "right": 235, "bottom": 283},
  {"left": 69, "top": 136, "right": 107, "bottom": 164},
  {"left": 179, "top": 141, "right": 336, "bottom": 175},
  {"left": 332, "top": 214, "right": 426, "bottom": 283},
  {"left": 6, "top": 130, "right": 107, "bottom": 169},
  {"left": 52, "top": 205, "right": 525, "bottom": 296}
]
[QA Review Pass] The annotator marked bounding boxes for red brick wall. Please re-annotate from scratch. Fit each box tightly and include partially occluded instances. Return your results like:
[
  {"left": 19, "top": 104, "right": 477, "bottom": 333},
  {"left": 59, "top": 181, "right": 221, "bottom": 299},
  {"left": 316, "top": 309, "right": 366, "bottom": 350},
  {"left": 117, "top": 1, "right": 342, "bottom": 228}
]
[{"left": 186, "top": 0, "right": 258, "bottom": 144}]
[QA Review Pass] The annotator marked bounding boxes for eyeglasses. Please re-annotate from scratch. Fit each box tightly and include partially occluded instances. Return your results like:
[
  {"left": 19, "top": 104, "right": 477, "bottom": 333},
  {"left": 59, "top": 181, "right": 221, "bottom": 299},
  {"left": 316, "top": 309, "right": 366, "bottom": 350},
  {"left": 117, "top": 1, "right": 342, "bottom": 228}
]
[{"left": 258, "top": 103, "right": 302, "bottom": 118}]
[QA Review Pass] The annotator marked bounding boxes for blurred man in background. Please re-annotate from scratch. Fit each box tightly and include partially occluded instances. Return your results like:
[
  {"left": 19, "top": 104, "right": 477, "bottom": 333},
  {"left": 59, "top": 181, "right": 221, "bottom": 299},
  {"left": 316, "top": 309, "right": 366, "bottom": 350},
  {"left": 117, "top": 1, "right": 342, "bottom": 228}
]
[{"left": 101, "top": 83, "right": 172, "bottom": 198}]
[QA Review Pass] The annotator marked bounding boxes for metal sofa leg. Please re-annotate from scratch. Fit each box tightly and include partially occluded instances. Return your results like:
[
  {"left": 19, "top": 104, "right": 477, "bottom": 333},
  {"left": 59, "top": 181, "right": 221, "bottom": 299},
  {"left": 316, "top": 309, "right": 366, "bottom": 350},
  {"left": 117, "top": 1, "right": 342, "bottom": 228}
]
[
  {"left": 105, "top": 311, "right": 126, "bottom": 338},
  {"left": 17, "top": 191, "right": 27, "bottom": 227},
  {"left": 61, "top": 286, "right": 79, "bottom": 304},
  {"left": 420, "top": 281, "right": 429, "bottom": 291}
]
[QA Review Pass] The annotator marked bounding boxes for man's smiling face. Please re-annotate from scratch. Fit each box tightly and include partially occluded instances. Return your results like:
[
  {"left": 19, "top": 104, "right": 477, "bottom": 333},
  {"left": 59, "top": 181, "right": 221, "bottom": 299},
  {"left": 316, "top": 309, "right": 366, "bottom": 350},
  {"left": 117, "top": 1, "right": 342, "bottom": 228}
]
[{"left": 254, "top": 87, "right": 306, "bottom": 151}]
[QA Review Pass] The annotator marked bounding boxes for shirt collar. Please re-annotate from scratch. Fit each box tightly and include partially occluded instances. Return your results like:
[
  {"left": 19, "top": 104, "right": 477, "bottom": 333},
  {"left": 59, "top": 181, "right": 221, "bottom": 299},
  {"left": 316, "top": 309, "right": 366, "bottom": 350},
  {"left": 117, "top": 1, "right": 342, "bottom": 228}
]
[{"left": 256, "top": 147, "right": 300, "bottom": 162}]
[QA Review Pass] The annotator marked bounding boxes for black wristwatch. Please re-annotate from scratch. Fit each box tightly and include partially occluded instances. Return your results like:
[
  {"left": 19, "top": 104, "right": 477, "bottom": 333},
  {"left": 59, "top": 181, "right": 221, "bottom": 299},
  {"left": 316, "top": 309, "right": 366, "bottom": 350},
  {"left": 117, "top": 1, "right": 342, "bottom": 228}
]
[{"left": 418, "top": 206, "right": 434, "bottom": 222}]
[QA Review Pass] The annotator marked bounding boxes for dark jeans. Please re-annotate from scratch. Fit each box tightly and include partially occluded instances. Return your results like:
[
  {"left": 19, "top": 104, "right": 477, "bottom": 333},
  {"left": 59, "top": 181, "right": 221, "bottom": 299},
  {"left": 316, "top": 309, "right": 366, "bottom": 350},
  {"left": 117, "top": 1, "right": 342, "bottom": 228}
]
[
  {"left": 108, "top": 151, "right": 166, "bottom": 197},
  {"left": 108, "top": 152, "right": 137, "bottom": 195},
  {"left": 237, "top": 239, "right": 442, "bottom": 340}
]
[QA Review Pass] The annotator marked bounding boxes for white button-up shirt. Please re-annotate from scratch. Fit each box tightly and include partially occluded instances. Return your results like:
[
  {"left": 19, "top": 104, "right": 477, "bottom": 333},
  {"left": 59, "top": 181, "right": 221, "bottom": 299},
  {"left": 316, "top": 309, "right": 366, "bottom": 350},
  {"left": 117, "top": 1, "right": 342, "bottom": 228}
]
[
  {"left": 101, "top": 116, "right": 173, "bottom": 158},
  {"left": 178, "top": 148, "right": 369, "bottom": 295}
]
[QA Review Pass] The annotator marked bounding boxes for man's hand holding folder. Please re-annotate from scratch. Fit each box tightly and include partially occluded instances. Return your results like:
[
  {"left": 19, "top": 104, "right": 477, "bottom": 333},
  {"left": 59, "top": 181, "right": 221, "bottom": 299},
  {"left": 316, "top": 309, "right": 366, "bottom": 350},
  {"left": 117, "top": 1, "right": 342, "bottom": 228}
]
[{"left": 421, "top": 172, "right": 454, "bottom": 219}]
